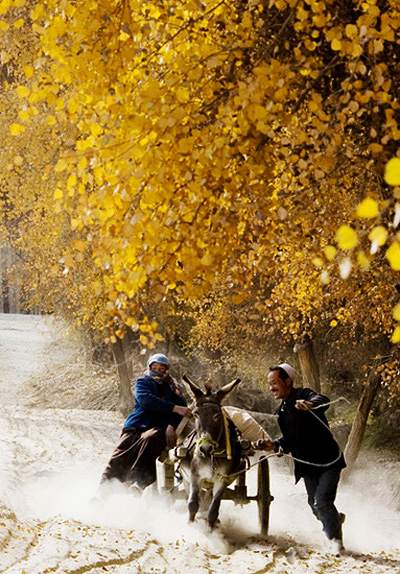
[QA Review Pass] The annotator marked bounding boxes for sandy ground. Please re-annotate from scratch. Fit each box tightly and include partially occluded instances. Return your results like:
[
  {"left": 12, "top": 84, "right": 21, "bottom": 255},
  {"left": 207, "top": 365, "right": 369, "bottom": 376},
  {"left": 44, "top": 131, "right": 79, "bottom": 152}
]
[{"left": 0, "top": 313, "right": 399, "bottom": 574}]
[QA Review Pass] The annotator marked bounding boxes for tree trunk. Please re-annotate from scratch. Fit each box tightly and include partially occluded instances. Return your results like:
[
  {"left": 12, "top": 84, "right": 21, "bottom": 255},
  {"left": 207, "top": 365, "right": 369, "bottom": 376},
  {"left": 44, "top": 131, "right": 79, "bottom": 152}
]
[
  {"left": 112, "top": 336, "right": 135, "bottom": 417},
  {"left": 0, "top": 246, "right": 4, "bottom": 313},
  {"left": 343, "top": 373, "right": 381, "bottom": 470},
  {"left": 293, "top": 334, "right": 320, "bottom": 391}
]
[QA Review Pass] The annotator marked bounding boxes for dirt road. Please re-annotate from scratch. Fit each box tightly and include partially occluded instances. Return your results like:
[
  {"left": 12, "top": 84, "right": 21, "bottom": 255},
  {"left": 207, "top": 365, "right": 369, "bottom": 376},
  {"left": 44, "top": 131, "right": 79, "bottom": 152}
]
[{"left": 0, "top": 314, "right": 399, "bottom": 573}]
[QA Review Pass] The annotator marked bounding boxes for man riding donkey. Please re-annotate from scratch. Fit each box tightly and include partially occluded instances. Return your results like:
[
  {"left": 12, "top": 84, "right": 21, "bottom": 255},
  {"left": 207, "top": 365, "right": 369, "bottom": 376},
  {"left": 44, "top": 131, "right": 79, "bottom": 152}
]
[{"left": 99, "top": 353, "right": 192, "bottom": 492}]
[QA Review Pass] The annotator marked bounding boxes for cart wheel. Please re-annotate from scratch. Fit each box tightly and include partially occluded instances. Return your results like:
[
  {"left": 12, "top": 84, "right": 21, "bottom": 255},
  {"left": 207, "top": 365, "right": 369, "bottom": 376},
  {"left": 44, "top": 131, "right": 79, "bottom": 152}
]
[
  {"left": 156, "top": 452, "right": 175, "bottom": 493},
  {"left": 257, "top": 457, "right": 273, "bottom": 535}
]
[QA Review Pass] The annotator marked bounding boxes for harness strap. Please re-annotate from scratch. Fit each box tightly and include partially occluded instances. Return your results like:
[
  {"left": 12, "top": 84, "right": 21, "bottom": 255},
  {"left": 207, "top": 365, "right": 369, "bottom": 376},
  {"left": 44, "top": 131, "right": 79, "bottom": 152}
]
[{"left": 223, "top": 414, "right": 232, "bottom": 460}]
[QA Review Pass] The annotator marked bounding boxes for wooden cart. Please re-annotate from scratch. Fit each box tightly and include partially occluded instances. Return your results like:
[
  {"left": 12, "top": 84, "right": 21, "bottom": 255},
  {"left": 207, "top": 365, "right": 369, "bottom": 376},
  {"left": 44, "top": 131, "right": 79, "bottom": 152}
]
[{"left": 156, "top": 450, "right": 274, "bottom": 535}]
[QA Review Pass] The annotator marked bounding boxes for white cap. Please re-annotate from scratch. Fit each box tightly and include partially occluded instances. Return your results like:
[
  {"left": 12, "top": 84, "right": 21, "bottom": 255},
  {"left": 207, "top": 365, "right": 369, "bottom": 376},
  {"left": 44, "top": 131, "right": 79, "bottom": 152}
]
[{"left": 278, "top": 363, "right": 297, "bottom": 382}]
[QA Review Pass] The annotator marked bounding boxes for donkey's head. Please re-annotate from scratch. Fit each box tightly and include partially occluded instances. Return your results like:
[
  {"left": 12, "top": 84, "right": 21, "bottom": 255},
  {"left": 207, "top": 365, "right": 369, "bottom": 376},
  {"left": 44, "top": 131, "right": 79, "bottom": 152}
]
[{"left": 182, "top": 375, "right": 241, "bottom": 457}]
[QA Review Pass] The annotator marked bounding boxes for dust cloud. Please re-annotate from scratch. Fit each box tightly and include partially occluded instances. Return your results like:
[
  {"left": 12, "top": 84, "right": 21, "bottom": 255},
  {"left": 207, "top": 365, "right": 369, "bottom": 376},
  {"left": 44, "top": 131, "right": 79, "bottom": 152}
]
[{"left": 12, "top": 453, "right": 400, "bottom": 556}]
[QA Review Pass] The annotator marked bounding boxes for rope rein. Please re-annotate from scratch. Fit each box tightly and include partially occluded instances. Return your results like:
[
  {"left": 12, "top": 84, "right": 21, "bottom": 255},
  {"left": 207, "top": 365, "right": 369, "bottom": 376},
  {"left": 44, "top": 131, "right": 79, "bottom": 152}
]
[
  {"left": 303, "top": 396, "right": 350, "bottom": 434},
  {"left": 209, "top": 396, "right": 348, "bottom": 480},
  {"left": 175, "top": 396, "right": 348, "bottom": 483}
]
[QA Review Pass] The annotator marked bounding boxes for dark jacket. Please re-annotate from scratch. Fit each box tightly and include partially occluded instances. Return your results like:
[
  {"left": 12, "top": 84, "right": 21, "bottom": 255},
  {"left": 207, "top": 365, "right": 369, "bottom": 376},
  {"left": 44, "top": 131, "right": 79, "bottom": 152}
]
[
  {"left": 123, "top": 374, "right": 186, "bottom": 431},
  {"left": 274, "top": 387, "right": 346, "bottom": 483}
]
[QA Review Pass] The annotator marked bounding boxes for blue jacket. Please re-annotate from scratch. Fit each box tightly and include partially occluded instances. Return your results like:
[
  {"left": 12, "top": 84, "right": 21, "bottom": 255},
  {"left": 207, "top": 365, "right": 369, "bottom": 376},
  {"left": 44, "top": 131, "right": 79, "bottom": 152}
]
[{"left": 123, "top": 374, "right": 186, "bottom": 431}]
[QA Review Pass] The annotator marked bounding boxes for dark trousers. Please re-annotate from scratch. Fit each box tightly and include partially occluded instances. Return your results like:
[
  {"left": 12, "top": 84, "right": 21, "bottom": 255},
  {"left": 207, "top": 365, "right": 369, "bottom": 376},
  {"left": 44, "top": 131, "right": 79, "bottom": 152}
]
[
  {"left": 303, "top": 468, "right": 343, "bottom": 540},
  {"left": 101, "top": 427, "right": 166, "bottom": 488}
]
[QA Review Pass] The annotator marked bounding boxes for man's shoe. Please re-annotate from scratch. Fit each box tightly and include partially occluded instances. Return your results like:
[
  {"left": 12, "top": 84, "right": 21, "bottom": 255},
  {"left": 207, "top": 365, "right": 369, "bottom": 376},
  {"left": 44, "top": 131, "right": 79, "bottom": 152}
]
[{"left": 339, "top": 512, "right": 346, "bottom": 524}]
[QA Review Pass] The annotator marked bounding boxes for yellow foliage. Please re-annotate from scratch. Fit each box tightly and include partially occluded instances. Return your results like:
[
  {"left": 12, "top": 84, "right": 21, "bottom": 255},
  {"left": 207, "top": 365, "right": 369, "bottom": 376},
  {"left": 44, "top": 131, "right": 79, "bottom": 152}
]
[
  {"left": 391, "top": 325, "right": 400, "bottom": 344},
  {"left": 386, "top": 241, "right": 400, "bottom": 270},
  {"left": 356, "top": 198, "right": 378, "bottom": 218},
  {"left": 357, "top": 251, "right": 371, "bottom": 269},
  {"left": 54, "top": 159, "right": 68, "bottom": 172},
  {"left": 369, "top": 226, "right": 388, "bottom": 246},
  {"left": 385, "top": 158, "right": 400, "bottom": 186},
  {"left": 71, "top": 239, "right": 86, "bottom": 252},
  {"left": 17, "top": 85, "right": 30, "bottom": 98},
  {"left": 10, "top": 123, "right": 25, "bottom": 135},
  {"left": 2, "top": 0, "right": 400, "bottom": 350},
  {"left": 324, "top": 245, "right": 337, "bottom": 261},
  {"left": 393, "top": 303, "right": 400, "bottom": 322},
  {"left": 331, "top": 38, "right": 342, "bottom": 51},
  {"left": 336, "top": 225, "right": 358, "bottom": 250}
]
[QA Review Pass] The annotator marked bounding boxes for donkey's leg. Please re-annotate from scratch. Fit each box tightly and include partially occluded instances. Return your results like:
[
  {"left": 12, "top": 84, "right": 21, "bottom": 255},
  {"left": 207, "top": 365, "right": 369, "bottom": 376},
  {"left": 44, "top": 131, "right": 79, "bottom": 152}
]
[
  {"left": 188, "top": 482, "right": 200, "bottom": 522},
  {"left": 208, "top": 482, "right": 227, "bottom": 529},
  {"left": 188, "top": 463, "right": 201, "bottom": 522}
]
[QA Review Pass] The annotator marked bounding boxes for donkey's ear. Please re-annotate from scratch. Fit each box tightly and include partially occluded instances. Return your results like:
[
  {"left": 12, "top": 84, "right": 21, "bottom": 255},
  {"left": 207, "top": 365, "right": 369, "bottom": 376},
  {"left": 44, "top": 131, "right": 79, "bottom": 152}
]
[
  {"left": 182, "top": 374, "right": 204, "bottom": 398},
  {"left": 216, "top": 378, "right": 241, "bottom": 402}
]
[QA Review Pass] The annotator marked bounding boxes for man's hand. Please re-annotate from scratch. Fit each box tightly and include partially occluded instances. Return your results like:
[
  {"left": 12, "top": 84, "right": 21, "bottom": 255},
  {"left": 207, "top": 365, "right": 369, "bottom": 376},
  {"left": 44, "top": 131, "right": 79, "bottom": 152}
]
[
  {"left": 295, "top": 399, "right": 314, "bottom": 410},
  {"left": 165, "top": 424, "right": 177, "bottom": 448},
  {"left": 172, "top": 405, "right": 193, "bottom": 418},
  {"left": 254, "top": 438, "right": 276, "bottom": 451}
]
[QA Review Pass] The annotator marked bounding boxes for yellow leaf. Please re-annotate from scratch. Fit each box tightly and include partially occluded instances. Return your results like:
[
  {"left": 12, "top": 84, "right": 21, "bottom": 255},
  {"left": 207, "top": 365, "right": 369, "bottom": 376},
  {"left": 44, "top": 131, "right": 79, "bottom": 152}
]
[
  {"left": 46, "top": 115, "right": 56, "bottom": 126},
  {"left": 231, "top": 293, "right": 247, "bottom": 304},
  {"left": 357, "top": 250, "right": 370, "bottom": 269},
  {"left": 393, "top": 303, "right": 400, "bottom": 322},
  {"left": 330, "top": 319, "right": 338, "bottom": 327},
  {"left": 386, "top": 241, "right": 400, "bottom": 270},
  {"left": 76, "top": 136, "right": 94, "bottom": 150},
  {"left": 23, "top": 65, "right": 34, "bottom": 78},
  {"left": 345, "top": 24, "right": 358, "bottom": 39},
  {"left": 78, "top": 157, "right": 88, "bottom": 170},
  {"left": 54, "top": 158, "right": 68, "bottom": 172},
  {"left": 247, "top": 104, "right": 267, "bottom": 121},
  {"left": 368, "top": 225, "right": 387, "bottom": 246},
  {"left": 200, "top": 254, "right": 213, "bottom": 266},
  {"left": 336, "top": 225, "right": 358, "bottom": 249},
  {"left": 178, "top": 137, "right": 194, "bottom": 154},
  {"left": 176, "top": 86, "right": 189, "bottom": 103},
  {"left": 312, "top": 257, "right": 324, "bottom": 267},
  {"left": 324, "top": 245, "right": 337, "bottom": 261},
  {"left": 71, "top": 239, "right": 86, "bottom": 252},
  {"left": 90, "top": 123, "right": 103, "bottom": 136},
  {"left": 356, "top": 198, "right": 379, "bottom": 218},
  {"left": 18, "top": 109, "right": 30, "bottom": 121},
  {"left": 13, "top": 18, "right": 24, "bottom": 28},
  {"left": 54, "top": 188, "right": 63, "bottom": 200},
  {"left": 31, "top": 4, "right": 45, "bottom": 20},
  {"left": 68, "top": 98, "right": 80, "bottom": 114},
  {"left": 119, "top": 30, "right": 130, "bottom": 42},
  {"left": 391, "top": 325, "right": 400, "bottom": 344},
  {"left": 331, "top": 38, "right": 342, "bottom": 51},
  {"left": 10, "top": 123, "right": 25, "bottom": 135},
  {"left": 370, "top": 143, "right": 383, "bottom": 154},
  {"left": 0, "top": 21, "right": 10, "bottom": 31},
  {"left": 17, "top": 85, "right": 30, "bottom": 98},
  {"left": 384, "top": 158, "right": 400, "bottom": 186},
  {"left": 140, "top": 334, "right": 148, "bottom": 346}
]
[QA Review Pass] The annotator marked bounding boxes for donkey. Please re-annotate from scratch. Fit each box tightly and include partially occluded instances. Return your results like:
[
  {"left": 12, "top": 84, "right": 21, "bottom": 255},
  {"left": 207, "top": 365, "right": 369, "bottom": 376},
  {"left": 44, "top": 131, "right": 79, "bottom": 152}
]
[{"left": 180, "top": 374, "right": 243, "bottom": 530}]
